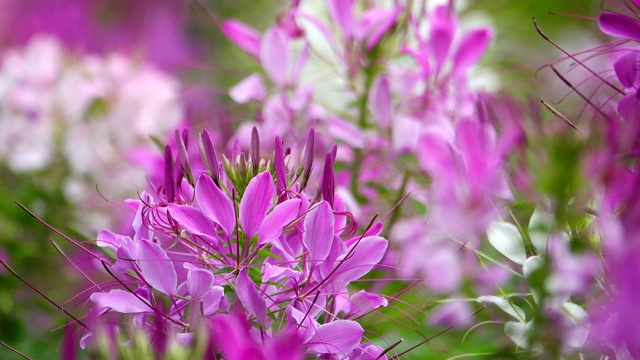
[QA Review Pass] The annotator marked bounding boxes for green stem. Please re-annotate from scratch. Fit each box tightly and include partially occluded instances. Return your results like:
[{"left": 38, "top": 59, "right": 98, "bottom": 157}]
[
  {"left": 349, "top": 61, "right": 377, "bottom": 200},
  {"left": 384, "top": 170, "right": 410, "bottom": 237}
]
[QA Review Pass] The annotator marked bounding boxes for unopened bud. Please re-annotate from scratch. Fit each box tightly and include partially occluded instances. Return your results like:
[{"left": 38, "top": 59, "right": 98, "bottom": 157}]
[
  {"left": 164, "top": 146, "right": 175, "bottom": 203},
  {"left": 198, "top": 129, "right": 220, "bottom": 186}
]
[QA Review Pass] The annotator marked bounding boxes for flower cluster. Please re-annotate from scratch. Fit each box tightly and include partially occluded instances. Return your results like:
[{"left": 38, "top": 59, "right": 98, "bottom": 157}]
[
  {"left": 76, "top": 129, "right": 391, "bottom": 359},
  {"left": 4, "top": 1, "right": 640, "bottom": 359},
  {"left": 0, "top": 35, "right": 183, "bottom": 229},
  {"left": 222, "top": 0, "right": 511, "bottom": 295}
]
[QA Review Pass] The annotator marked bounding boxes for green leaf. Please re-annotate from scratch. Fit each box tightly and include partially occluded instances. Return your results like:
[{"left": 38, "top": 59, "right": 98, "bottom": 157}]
[
  {"left": 487, "top": 222, "right": 526, "bottom": 265},
  {"left": 213, "top": 267, "right": 234, "bottom": 274},
  {"left": 257, "top": 249, "right": 281, "bottom": 261}
]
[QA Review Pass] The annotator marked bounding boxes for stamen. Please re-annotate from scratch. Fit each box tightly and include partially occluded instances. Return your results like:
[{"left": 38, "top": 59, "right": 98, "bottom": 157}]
[{"left": 533, "top": 17, "right": 624, "bottom": 95}]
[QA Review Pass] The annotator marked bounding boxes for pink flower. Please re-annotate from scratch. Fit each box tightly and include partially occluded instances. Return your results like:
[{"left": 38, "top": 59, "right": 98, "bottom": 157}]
[{"left": 79, "top": 129, "right": 390, "bottom": 357}]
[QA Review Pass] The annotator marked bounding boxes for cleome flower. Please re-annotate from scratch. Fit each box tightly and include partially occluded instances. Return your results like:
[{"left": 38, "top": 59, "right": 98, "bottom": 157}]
[{"left": 79, "top": 128, "right": 390, "bottom": 359}]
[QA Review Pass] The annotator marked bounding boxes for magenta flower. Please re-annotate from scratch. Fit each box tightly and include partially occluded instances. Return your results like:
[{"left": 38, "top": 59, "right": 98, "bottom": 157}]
[
  {"left": 599, "top": 10, "right": 640, "bottom": 43},
  {"left": 416, "top": 119, "right": 511, "bottom": 242},
  {"left": 210, "top": 313, "right": 304, "bottom": 360},
  {"left": 590, "top": 247, "right": 640, "bottom": 357},
  {"left": 62, "top": 128, "right": 391, "bottom": 358}
]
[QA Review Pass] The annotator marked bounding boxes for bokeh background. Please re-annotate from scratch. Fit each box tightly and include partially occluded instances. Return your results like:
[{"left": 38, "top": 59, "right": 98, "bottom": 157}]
[{"left": 0, "top": 1, "right": 603, "bottom": 358}]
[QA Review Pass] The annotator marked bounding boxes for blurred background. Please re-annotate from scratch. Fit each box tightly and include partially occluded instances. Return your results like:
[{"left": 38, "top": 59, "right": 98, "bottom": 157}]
[{"left": 0, "top": 0, "right": 602, "bottom": 358}]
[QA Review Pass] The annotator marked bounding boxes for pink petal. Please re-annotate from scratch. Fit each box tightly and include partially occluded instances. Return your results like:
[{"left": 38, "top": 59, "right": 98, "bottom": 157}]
[
  {"left": 222, "top": 19, "right": 262, "bottom": 58},
  {"left": 429, "top": 5, "right": 457, "bottom": 71},
  {"left": 168, "top": 204, "right": 220, "bottom": 242},
  {"left": 90, "top": 290, "right": 150, "bottom": 314},
  {"left": 423, "top": 246, "right": 462, "bottom": 293},
  {"left": 187, "top": 267, "right": 215, "bottom": 299},
  {"left": 296, "top": 11, "right": 337, "bottom": 49},
  {"left": 369, "top": 75, "right": 392, "bottom": 128},
  {"left": 333, "top": 236, "right": 387, "bottom": 283},
  {"left": 240, "top": 172, "right": 275, "bottom": 238},
  {"left": 392, "top": 115, "right": 421, "bottom": 152},
  {"left": 195, "top": 174, "right": 236, "bottom": 235},
  {"left": 417, "top": 131, "right": 454, "bottom": 174},
  {"left": 618, "top": 92, "right": 640, "bottom": 122},
  {"left": 598, "top": 12, "right": 640, "bottom": 42},
  {"left": 402, "top": 45, "right": 431, "bottom": 77},
  {"left": 137, "top": 240, "right": 177, "bottom": 297},
  {"left": 229, "top": 73, "right": 266, "bottom": 103},
  {"left": 363, "top": 7, "right": 401, "bottom": 49},
  {"left": 306, "top": 320, "right": 363, "bottom": 355},
  {"left": 452, "top": 28, "right": 492, "bottom": 77},
  {"left": 235, "top": 268, "right": 267, "bottom": 325},
  {"left": 262, "top": 263, "right": 301, "bottom": 283},
  {"left": 326, "top": 117, "right": 365, "bottom": 148},
  {"left": 210, "top": 314, "right": 257, "bottom": 359},
  {"left": 113, "top": 238, "right": 138, "bottom": 273},
  {"left": 259, "top": 199, "right": 302, "bottom": 245},
  {"left": 96, "top": 229, "right": 126, "bottom": 250},
  {"left": 289, "top": 306, "right": 317, "bottom": 342},
  {"left": 303, "top": 202, "right": 335, "bottom": 262},
  {"left": 428, "top": 301, "right": 473, "bottom": 328},
  {"left": 261, "top": 27, "right": 290, "bottom": 87},
  {"left": 614, "top": 52, "right": 640, "bottom": 89},
  {"left": 202, "top": 286, "right": 225, "bottom": 315},
  {"left": 289, "top": 43, "right": 310, "bottom": 85},
  {"left": 348, "top": 344, "right": 386, "bottom": 360},
  {"left": 347, "top": 291, "right": 388, "bottom": 318},
  {"left": 328, "top": 0, "right": 355, "bottom": 38},
  {"left": 454, "top": 120, "right": 498, "bottom": 183},
  {"left": 263, "top": 329, "right": 304, "bottom": 360}
]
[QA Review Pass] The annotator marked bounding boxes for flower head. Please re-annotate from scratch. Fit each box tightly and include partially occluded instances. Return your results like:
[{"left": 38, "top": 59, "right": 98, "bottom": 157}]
[{"left": 75, "top": 128, "right": 390, "bottom": 358}]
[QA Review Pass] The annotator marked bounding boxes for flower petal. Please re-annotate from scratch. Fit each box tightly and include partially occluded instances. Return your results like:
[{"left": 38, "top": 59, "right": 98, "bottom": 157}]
[
  {"left": 137, "top": 240, "right": 177, "bottom": 297},
  {"left": 347, "top": 291, "right": 388, "bottom": 318},
  {"left": 355, "top": 8, "right": 400, "bottom": 49},
  {"left": 96, "top": 230, "right": 126, "bottom": 250},
  {"left": 303, "top": 202, "right": 335, "bottom": 262},
  {"left": 222, "top": 20, "right": 262, "bottom": 58},
  {"left": 187, "top": 267, "right": 215, "bottom": 299},
  {"left": 326, "top": 117, "right": 365, "bottom": 148},
  {"left": 614, "top": 52, "right": 640, "bottom": 89},
  {"left": 618, "top": 92, "right": 640, "bottom": 122},
  {"left": 195, "top": 174, "right": 236, "bottom": 236},
  {"left": 368, "top": 75, "right": 392, "bottom": 128},
  {"left": 598, "top": 12, "right": 640, "bottom": 42},
  {"left": 202, "top": 286, "right": 225, "bottom": 316},
  {"left": 392, "top": 116, "right": 421, "bottom": 152},
  {"left": 259, "top": 199, "right": 301, "bottom": 245},
  {"left": 429, "top": 5, "right": 457, "bottom": 71},
  {"left": 168, "top": 204, "right": 219, "bottom": 243},
  {"left": 229, "top": 73, "right": 266, "bottom": 103},
  {"left": 90, "top": 290, "right": 150, "bottom": 314},
  {"left": 260, "top": 27, "right": 289, "bottom": 87},
  {"left": 235, "top": 268, "right": 267, "bottom": 325},
  {"left": 328, "top": 0, "right": 355, "bottom": 38},
  {"left": 452, "top": 28, "right": 492, "bottom": 77},
  {"left": 113, "top": 237, "right": 138, "bottom": 273},
  {"left": 333, "top": 236, "right": 387, "bottom": 283},
  {"left": 306, "top": 320, "right": 363, "bottom": 355},
  {"left": 417, "top": 130, "right": 454, "bottom": 175},
  {"left": 240, "top": 172, "right": 275, "bottom": 239}
]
